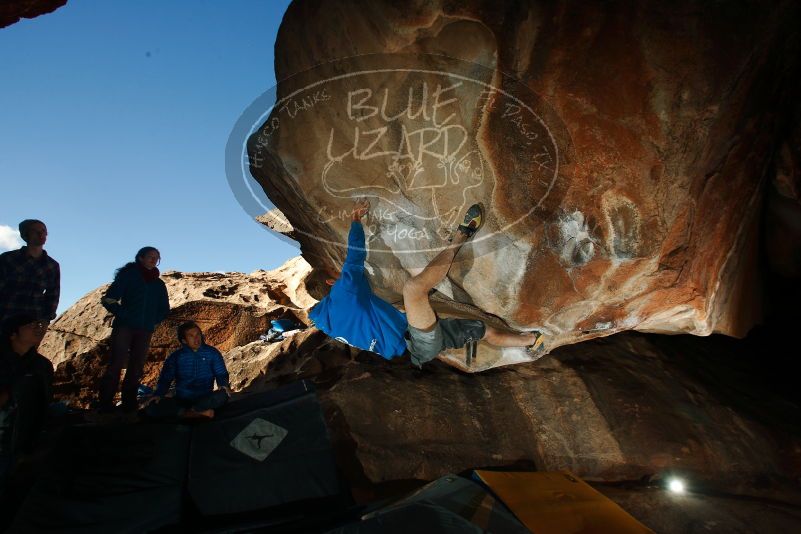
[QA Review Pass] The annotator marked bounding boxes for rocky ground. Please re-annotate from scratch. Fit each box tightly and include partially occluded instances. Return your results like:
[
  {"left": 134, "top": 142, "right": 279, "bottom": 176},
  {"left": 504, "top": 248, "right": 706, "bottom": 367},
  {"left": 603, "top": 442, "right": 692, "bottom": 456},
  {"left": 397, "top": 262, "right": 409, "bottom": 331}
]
[
  {"left": 27, "top": 255, "right": 801, "bottom": 532},
  {"left": 597, "top": 484, "right": 801, "bottom": 533},
  {"left": 16, "top": 313, "right": 801, "bottom": 533},
  {"left": 226, "top": 324, "right": 801, "bottom": 532}
]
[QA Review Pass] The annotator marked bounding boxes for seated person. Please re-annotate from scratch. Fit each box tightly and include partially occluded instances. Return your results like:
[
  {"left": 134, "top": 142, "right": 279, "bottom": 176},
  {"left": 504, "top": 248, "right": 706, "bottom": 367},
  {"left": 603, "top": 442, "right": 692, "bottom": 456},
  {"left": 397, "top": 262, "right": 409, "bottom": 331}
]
[
  {"left": 146, "top": 321, "right": 230, "bottom": 419},
  {"left": 0, "top": 314, "right": 54, "bottom": 484}
]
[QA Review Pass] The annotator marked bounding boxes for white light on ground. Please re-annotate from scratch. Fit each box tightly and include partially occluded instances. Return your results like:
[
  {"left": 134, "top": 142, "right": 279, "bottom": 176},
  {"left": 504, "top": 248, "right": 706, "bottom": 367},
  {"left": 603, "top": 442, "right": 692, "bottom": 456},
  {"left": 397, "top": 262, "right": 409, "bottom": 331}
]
[{"left": 668, "top": 478, "right": 685, "bottom": 494}]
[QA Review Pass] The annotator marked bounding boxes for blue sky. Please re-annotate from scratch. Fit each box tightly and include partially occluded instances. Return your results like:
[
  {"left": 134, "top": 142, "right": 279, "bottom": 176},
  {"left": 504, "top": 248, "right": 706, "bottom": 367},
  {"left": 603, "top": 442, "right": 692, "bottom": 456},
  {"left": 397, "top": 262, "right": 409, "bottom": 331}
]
[{"left": 0, "top": 0, "right": 297, "bottom": 314}]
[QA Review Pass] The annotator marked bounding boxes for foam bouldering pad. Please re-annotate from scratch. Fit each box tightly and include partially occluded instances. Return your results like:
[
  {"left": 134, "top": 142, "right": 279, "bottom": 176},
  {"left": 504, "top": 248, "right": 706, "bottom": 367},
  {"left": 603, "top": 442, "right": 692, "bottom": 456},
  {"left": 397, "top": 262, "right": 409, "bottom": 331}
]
[
  {"left": 474, "top": 470, "right": 653, "bottom": 534},
  {"left": 188, "top": 387, "right": 343, "bottom": 516},
  {"left": 11, "top": 423, "right": 191, "bottom": 533}
]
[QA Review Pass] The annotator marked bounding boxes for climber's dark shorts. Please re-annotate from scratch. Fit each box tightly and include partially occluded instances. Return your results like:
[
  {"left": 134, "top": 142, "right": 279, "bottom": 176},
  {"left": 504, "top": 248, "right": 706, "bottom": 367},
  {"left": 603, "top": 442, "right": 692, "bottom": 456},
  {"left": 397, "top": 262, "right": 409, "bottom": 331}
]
[{"left": 406, "top": 318, "right": 486, "bottom": 368}]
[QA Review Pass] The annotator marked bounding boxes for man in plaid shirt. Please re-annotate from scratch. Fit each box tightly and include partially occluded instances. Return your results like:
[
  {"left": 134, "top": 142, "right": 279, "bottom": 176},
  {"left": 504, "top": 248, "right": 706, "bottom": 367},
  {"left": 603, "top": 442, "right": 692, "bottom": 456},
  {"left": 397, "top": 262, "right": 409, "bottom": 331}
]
[{"left": 0, "top": 220, "right": 60, "bottom": 325}]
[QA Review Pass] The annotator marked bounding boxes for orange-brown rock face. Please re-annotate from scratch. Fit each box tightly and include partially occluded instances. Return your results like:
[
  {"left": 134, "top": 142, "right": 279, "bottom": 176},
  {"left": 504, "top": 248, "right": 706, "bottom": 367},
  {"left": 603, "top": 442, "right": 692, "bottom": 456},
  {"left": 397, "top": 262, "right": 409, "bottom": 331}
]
[{"left": 247, "top": 0, "right": 801, "bottom": 369}]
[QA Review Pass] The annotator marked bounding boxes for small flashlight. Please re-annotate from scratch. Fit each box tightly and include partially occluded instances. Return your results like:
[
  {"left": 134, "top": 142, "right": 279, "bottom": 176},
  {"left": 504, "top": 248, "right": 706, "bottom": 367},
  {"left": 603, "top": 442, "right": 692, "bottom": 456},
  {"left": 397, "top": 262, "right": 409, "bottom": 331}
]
[{"left": 668, "top": 478, "right": 685, "bottom": 494}]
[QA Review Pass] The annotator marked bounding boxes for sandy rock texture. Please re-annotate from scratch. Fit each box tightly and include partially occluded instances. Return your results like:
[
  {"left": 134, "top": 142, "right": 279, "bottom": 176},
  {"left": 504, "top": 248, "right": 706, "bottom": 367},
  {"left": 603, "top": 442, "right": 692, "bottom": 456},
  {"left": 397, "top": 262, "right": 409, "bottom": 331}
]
[
  {"left": 39, "top": 257, "right": 315, "bottom": 406},
  {"left": 248, "top": 0, "right": 801, "bottom": 370}
]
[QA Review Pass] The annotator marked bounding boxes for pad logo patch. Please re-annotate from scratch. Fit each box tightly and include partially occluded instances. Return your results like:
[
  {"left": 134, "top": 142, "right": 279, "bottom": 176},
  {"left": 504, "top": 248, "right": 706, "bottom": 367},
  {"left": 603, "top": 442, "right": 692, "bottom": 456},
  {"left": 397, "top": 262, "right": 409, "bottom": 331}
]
[{"left": 230, "top": 418, "right": 288, "bottom": 461}]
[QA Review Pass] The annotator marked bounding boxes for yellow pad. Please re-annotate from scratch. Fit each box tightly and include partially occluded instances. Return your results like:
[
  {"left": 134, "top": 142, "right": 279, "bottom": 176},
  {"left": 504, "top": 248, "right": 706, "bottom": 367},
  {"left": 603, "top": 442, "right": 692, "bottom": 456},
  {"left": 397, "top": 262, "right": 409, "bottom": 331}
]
[{"left": 474, "top": 471, "right": 653, "bottom": 534}]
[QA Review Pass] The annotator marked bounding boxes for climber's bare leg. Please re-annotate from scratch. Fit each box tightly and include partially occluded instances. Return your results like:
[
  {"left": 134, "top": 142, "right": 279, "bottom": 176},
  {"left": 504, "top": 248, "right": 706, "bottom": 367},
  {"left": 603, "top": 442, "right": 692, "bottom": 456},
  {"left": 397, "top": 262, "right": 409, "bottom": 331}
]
[
  {"left": 483, "top": 327, "right": 539, "bottom": 347},
  {"left": 403, "top": 232, "right": 468, "bottom": 331}
]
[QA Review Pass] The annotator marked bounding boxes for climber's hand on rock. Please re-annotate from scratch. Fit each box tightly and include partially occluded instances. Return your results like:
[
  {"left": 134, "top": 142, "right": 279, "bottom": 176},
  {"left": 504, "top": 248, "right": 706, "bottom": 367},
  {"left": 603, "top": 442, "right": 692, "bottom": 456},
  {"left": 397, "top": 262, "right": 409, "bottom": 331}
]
[{"left": 352, "top": 198, "right": 370, "bottom": 222}]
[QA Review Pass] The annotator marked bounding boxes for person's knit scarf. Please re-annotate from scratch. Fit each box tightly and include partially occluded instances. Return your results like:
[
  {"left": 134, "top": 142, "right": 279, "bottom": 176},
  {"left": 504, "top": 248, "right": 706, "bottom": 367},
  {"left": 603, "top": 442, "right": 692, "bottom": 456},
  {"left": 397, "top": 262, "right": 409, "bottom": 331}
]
[{"left": 137, "top": 263, "right": 160, "bottom": 283}]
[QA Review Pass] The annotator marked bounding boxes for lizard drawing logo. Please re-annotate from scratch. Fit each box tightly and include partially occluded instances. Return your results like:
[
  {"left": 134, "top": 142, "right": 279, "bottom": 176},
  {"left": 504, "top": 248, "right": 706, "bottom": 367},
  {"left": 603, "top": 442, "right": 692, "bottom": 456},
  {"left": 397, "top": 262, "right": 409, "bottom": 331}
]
[
  {"left": 232, "top": 53, "right": 564, "bottom": 259},
  {"left": 321, "top": 82, "right": 486, "bottom": 240}
]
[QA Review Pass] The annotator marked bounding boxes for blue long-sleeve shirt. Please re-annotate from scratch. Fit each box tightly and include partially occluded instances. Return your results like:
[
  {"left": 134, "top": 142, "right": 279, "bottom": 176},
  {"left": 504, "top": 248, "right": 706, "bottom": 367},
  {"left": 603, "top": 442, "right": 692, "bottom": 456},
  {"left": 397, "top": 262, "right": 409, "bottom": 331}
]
[
  {"left": 308, "top": 221, "right": 408, "bottom": 359},
  {"left": 154, "top": 343, "right": 230, "bottom": 400}
]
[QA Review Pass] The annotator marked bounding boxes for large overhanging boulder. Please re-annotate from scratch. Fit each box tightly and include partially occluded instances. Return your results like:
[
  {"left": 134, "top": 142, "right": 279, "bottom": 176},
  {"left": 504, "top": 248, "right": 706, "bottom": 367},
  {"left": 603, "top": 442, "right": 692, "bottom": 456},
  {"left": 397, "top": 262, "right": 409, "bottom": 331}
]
[{"left": 246, "top": 0, "right": 801, "bottom": 369}]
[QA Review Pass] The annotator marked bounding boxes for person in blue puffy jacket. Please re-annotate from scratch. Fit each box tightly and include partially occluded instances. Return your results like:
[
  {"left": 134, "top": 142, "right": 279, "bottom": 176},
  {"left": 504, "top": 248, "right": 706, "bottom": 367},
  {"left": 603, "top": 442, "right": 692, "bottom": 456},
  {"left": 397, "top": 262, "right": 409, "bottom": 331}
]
[
  {"left": 309, "top": 200, "right": 543, "bottom": 368},
  {"left": 97, "top": 246, "right": 170, "bottom": 412},
  {"left": 145, "top": 321, "right": 230, "bottom": 419}
]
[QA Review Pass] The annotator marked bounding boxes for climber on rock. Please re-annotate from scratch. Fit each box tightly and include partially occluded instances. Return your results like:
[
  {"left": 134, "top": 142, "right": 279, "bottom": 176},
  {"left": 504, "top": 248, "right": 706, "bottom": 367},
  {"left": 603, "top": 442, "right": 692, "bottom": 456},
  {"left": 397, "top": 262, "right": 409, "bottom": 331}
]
[{"left": 308, "top": 199, "right": 545, "bottom": 368}]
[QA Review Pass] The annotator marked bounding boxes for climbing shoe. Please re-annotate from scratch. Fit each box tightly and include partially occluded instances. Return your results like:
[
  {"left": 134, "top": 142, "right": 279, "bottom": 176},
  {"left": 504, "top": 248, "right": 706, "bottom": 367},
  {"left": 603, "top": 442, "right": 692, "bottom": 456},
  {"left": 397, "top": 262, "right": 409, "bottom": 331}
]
[
  {"left": 525, "top": 331, "right": 546, "bottom": 358},
  {"left": 457, "top": 203, "right": 484, "bottom": 238}
]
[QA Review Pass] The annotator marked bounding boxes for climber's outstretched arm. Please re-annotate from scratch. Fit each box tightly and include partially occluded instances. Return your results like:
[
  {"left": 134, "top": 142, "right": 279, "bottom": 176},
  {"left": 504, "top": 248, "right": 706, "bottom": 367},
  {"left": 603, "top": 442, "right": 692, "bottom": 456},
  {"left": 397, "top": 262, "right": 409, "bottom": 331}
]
[{"left": 343, "top": 199, "right": 370, "bottom": 268}]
